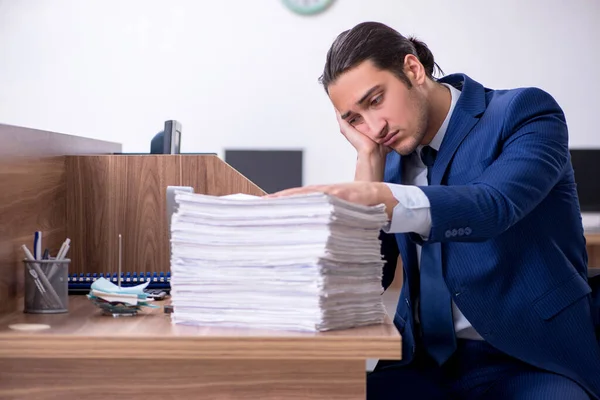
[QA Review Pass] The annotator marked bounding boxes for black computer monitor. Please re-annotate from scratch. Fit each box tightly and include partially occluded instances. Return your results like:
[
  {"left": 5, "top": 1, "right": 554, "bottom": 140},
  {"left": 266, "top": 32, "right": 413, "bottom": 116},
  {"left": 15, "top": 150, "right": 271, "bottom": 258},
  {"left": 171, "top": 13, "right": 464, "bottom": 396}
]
[
  {"left": 151, "top": 120, "right": 182, "bottom": 154},
  {"left": 570, "top": 149, "right": 600, "bottom": 212},
  {"left": 224, "top": 149, "right": 303, "bottom": 194}
]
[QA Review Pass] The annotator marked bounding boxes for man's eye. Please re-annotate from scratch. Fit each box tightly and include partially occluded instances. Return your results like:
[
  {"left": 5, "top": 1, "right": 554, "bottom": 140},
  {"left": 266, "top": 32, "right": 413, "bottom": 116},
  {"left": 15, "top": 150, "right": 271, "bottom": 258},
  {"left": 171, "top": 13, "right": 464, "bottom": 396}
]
[
  {"left": 349, "top": 116, "right": 362, "bottom": 125},
  {"left": 371, "top": 95, "right": 383, "bottom": 106}
]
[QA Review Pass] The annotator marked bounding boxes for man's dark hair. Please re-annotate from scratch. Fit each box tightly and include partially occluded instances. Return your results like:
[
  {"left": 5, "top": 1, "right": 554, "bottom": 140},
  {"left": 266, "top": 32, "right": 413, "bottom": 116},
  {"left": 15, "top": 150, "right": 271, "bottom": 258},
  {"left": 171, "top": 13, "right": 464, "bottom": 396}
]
[{"left": 319, "top": 21, "right": 443, "bottom": 92}]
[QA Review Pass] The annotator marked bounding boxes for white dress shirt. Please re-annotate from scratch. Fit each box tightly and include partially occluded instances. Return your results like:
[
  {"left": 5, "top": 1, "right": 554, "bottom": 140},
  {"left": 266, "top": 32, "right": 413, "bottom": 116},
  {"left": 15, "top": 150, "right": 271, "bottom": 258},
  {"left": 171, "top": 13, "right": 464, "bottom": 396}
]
[{"left": 383, "top": 83, "right": 483, "bottom": 340}]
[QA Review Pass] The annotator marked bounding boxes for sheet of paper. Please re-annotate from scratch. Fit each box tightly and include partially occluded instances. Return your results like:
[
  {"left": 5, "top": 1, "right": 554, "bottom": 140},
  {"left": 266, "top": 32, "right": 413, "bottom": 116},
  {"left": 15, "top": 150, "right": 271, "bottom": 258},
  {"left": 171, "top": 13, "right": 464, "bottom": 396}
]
[{"left": 90, "top": 277, "right": 150, "bottom": 295}]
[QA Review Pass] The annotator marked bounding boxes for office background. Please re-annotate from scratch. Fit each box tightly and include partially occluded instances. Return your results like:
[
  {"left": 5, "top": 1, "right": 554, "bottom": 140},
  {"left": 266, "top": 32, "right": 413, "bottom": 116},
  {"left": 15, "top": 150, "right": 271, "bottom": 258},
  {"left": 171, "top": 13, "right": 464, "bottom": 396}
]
[{"left": 0, "top": 0, "right": 598, "bottom": 188}]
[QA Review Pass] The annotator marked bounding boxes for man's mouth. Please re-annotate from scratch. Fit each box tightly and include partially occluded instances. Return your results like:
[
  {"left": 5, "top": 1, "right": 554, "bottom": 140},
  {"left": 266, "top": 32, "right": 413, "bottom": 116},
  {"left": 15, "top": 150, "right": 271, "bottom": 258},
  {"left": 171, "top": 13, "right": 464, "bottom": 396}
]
[{"left": 382, "top": 130, "right": 400, "bottom": 147}]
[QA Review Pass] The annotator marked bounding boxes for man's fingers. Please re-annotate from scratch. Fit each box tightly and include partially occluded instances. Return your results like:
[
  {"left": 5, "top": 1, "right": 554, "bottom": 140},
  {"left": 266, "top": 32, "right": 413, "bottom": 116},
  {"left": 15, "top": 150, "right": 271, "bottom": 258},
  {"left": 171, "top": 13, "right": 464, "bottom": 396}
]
[
  {"left": 337, "top": 114, "right": 351, "bottom": 131},
  {"left": 263, "top": 183, "right": 370, "bottom": 205},
  {"left": 336, "top": 111, "right": 354, "bottom": 132},
  {"left": 264, "top": 188, "right": 303, "bottom": 198},
  {"left": 264, "top": 185, "right": 328, "bottom": 198}
]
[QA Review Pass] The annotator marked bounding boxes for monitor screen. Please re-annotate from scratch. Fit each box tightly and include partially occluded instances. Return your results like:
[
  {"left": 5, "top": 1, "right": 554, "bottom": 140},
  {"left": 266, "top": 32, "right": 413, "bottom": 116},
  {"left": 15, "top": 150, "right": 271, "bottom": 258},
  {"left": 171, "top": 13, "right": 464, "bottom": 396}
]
[
  {"left": 570, "top": 149, "right": 600, "bottom": 212},
  {"left": 224, "top": 150, "right": 303, "bottom": 194}
]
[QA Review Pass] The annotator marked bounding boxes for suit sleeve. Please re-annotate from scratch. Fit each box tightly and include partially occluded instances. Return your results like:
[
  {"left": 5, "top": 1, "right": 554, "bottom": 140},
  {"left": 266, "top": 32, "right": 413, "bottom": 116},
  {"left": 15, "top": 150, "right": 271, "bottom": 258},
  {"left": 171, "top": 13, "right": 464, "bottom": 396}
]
[{"left": 419, "top": 88, "right": 570, "bottom": 243}]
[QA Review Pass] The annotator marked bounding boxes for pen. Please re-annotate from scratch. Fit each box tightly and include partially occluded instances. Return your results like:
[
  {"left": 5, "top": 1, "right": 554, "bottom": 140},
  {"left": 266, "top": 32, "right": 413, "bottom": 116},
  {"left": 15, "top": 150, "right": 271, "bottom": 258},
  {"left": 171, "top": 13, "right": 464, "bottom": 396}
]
[
  {"left": 56, "top": 238, "right": 71, "bottom": 260},
  {"left": 34, "top": 231, "right": 42, "bottom": 260},
  {"left": 118, "top": 234, "right": 122, "bottom": 288},
  {"left": 22, "top": 245, "right": 50, "bottom": 308},
  {"left": 47, "top": 238, "right": 71, "bottom": 280},
  {"left": 28, "top": 268, "right": 46, "bottom": 296}
]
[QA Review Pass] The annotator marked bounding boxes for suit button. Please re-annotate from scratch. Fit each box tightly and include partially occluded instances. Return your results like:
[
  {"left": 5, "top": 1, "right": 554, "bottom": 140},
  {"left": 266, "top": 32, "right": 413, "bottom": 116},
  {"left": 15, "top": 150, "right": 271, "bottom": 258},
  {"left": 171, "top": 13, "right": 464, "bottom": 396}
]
[
  {"left": 405, "top": 298, "right": 410, "bottom": 307},
  {"left": 458, "top": 228, "right": 464, "bottom": 236},
  {"left": 465, "top": 227, "right": 472, "bottom": 235},
  {"left": 451, "top": 229, "right": 458, "bottom": 236},
  {"left": 445, "top": 230, "right": 452, "bottom": 238}
]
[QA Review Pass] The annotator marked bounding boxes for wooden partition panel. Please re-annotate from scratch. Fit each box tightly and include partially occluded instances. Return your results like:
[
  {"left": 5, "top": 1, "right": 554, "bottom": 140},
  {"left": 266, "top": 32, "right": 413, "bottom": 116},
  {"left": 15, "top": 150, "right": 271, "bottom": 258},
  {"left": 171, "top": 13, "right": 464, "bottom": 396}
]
[
  {"left": 115, "top": 156, "right": 182, "bottom": 275},
  {"left": 66, "top": 156, "right": 182, "bottom": 275},
  {"left": 65, "top": 156, "right": 118, "bottom": 279},
  {"left": 0, "top": 124, "right": 120, "bottom": 315},
  {"left": 181, "top": 155, "right": 266, "bottom": 196},
  {"left": 66, "top": 155, "right": 265, "bottom": 275}
]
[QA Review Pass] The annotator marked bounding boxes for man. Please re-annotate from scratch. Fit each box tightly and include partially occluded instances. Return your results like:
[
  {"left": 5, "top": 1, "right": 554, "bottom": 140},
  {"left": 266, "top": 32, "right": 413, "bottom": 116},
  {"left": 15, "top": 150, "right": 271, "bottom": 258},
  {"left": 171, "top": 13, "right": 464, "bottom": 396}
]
[{"left": 270, "top": 22, "right": 600, "bottom": 399}]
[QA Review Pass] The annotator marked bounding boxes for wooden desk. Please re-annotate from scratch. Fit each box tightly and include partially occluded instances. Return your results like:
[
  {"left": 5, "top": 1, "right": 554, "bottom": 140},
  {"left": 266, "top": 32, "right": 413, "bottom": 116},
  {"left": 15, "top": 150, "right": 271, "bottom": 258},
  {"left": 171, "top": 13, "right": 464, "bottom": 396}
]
[{"left": 0, "top": 297, "right": 401, "bottom": 400}]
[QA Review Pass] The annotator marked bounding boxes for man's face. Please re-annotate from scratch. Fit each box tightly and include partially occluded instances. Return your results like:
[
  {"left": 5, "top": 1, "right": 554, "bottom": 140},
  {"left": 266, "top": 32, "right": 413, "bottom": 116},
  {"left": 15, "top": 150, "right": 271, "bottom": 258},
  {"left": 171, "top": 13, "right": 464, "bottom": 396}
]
[{"left": 328, "top": 59, "right": 429, "bottom": 156}]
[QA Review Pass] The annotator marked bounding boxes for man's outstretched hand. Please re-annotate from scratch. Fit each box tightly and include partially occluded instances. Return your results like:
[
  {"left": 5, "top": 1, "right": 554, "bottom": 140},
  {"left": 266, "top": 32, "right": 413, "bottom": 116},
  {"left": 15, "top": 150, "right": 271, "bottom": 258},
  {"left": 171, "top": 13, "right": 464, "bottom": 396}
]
[{"left": 265, "top": 181, "right": 397, "bottom": 219}]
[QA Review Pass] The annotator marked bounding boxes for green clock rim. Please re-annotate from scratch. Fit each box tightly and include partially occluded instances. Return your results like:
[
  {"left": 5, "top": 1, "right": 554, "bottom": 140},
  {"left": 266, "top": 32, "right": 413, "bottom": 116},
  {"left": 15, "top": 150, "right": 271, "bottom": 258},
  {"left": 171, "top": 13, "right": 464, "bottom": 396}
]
[{"left": 282, "top": 0, "right": 335, "bottom": 15}]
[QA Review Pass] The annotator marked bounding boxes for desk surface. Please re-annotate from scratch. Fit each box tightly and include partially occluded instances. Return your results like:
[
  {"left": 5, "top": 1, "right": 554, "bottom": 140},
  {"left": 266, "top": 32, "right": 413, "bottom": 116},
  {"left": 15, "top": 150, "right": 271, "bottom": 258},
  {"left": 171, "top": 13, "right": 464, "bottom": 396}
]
[{"left": 0, "top": 296, "right": 401, "bottom": 361}]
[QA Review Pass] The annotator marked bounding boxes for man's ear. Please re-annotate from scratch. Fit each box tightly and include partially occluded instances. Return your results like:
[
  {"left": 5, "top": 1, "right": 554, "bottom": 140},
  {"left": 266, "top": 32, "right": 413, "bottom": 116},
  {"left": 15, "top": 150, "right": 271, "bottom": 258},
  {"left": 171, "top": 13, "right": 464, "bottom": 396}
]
[{"left": 403, "top": 54, "right": 426, "bottom": 86}]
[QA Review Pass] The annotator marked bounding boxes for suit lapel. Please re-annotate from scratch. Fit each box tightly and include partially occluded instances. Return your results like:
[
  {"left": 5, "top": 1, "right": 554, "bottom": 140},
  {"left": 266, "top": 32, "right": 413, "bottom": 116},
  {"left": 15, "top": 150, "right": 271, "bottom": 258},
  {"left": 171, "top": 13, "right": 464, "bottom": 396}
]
[
  {"left": 384, "top": 150, "right": 403, "bottom": 184},
  {"left": 431, "top": 74, "right": 487, "bottom": 185}
]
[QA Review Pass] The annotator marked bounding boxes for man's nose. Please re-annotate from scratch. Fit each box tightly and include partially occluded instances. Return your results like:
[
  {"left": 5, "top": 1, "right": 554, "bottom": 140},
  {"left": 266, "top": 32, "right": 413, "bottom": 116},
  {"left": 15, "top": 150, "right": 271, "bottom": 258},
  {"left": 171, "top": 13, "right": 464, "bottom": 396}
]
[{"left": 364, "top": 115, "right": 387, "bottom": 141}]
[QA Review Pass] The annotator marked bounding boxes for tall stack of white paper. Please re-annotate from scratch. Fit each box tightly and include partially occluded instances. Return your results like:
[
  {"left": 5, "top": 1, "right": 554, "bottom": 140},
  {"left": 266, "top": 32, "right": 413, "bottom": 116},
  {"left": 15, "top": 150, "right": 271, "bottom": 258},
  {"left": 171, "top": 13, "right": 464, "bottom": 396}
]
[{"left": 169, "top": 191, "right": 389, "bottom": 332}]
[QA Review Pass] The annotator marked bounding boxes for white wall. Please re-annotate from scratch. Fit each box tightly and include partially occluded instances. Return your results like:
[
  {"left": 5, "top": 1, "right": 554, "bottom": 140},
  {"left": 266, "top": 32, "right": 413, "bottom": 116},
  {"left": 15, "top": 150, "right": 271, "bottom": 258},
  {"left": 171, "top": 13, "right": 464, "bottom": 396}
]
[{"left": 0, "top": 0, "right": 598, "bottom": 185}]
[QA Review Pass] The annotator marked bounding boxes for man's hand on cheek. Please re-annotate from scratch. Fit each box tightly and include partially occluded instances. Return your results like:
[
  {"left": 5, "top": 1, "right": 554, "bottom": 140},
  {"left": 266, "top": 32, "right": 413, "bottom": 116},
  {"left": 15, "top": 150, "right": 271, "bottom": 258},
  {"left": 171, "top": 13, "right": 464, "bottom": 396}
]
[{"left": 265, "top": 182, "right": 398, "bottom": 219}]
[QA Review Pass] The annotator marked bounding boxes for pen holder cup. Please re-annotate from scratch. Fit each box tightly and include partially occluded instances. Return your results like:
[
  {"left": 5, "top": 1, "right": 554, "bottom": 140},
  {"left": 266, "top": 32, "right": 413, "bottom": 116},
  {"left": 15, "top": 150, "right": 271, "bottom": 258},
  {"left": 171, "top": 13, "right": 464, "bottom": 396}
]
[{"left": 23, "top": 259, "right": 70, "bottom": 314}]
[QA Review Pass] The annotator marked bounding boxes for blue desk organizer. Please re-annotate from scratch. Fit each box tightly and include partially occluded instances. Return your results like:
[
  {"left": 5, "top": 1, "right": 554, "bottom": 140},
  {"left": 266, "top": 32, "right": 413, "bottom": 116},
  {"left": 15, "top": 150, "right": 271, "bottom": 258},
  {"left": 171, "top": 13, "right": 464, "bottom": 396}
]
[{"left": 68, "top": 272, "right": 171, "bottom": 294}]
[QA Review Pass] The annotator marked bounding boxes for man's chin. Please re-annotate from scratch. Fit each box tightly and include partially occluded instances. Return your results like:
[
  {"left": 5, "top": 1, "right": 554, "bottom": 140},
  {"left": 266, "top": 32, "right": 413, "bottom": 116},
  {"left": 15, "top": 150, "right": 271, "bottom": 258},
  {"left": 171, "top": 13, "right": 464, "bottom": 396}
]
[{"left": 391, "top": 142, "right": 419, "bottom": 157}]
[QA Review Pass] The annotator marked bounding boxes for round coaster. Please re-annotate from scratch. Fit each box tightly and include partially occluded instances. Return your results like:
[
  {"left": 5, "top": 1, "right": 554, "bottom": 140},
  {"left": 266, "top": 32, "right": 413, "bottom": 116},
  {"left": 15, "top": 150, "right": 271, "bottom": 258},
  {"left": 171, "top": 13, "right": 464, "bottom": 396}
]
[{"left": 8, "top": 323, "right": 51, "bottom": 331}]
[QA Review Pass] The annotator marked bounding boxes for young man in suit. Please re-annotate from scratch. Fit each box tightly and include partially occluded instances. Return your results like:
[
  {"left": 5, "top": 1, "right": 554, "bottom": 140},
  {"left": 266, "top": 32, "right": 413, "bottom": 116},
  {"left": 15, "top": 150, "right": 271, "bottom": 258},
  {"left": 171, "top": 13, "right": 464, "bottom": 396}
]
[{"left": 270, "top": 21, "right": 600, "bottom": 399}]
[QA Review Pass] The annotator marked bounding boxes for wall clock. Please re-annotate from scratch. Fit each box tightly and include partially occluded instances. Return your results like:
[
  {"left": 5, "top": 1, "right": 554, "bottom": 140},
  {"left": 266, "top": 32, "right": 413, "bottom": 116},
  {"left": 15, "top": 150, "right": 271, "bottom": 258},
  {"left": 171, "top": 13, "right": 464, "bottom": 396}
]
[{"left": 281, "top": 0, "right": 335, "bottom": 15}]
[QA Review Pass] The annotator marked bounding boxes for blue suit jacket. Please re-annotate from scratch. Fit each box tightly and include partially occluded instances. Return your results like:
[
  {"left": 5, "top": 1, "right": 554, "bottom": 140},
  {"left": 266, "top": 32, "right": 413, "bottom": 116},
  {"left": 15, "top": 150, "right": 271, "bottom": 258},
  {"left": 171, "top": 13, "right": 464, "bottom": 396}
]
[{"left": 381, "top": 73, "right": 600, "bottom": 397}]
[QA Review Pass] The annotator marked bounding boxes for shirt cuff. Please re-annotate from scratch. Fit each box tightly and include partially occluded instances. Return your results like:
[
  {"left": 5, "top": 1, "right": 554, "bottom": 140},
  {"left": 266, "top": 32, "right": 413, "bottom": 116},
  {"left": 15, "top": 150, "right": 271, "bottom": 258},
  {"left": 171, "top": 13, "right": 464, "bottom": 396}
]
[{"left": 382, "top": 183, "right": 432, "bottom": 237}]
